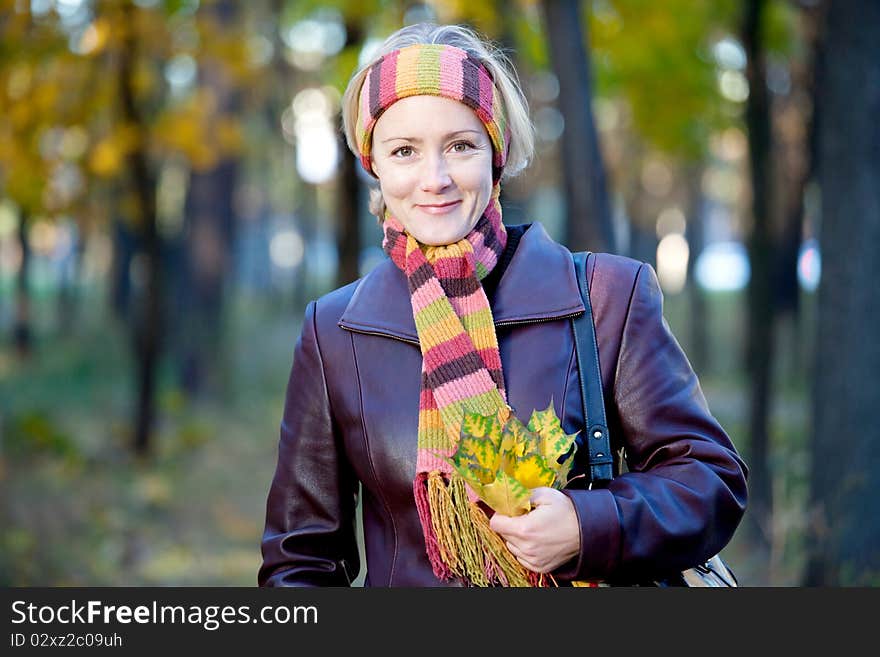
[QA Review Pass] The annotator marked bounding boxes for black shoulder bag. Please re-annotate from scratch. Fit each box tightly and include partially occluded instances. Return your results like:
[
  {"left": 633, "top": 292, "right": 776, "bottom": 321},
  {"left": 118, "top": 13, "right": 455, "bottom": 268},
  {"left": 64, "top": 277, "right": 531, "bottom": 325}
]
[{"left": 569, "top": 250, "right": 738, "bottom": 587}]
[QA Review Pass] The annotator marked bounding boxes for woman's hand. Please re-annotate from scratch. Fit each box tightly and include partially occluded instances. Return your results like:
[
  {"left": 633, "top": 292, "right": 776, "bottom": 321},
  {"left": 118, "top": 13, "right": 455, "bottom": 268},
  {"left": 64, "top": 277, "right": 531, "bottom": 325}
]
[{"left": 488, "top": 487, "right": 580, "bottom": 573}]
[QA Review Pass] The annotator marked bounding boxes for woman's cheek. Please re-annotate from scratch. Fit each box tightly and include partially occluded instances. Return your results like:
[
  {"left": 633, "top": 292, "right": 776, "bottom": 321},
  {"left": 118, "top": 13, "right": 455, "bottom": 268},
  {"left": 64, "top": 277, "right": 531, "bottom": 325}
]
[
  {"left": 454, "top": 156, "right": 493, "bottom": 188},
  {"left": 378, "top": 168, "right": 417, "bottom": 199}
]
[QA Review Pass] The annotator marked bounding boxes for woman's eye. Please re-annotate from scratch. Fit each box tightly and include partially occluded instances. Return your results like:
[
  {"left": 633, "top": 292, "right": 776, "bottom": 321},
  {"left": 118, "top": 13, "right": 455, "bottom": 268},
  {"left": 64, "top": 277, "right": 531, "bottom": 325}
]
[
  {"left": 392, "top": 145, "right": 413, "bottom": 157},
  {"left": 451, "top": 141, "right": 474, "bottom": 153}
]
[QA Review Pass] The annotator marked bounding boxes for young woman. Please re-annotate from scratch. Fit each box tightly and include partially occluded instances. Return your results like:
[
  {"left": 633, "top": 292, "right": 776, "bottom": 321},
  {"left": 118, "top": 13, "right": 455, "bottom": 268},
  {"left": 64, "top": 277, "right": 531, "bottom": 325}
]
[{"left": 258, "top": 22, "right": 748, "bottom": 587}]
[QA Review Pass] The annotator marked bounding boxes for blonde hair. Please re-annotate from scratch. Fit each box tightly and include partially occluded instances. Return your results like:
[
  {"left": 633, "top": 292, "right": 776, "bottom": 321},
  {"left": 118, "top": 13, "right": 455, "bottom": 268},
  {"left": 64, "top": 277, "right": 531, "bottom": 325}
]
[{"left": 340, "top": 23, "right": 535, "bottom": 219}]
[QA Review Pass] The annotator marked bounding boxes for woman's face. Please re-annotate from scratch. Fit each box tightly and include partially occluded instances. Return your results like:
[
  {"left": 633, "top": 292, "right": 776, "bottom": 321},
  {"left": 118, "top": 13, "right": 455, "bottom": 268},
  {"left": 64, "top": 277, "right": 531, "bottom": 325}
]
[{"left": 371, "top": 95, "right": 494, "bottom": 246}]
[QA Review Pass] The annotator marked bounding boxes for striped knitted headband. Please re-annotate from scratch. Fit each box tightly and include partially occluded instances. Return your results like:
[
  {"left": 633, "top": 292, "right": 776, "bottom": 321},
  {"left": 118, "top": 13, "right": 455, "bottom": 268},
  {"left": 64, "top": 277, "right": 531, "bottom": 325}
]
[{"left": 355, "top": 43, "right": 510, "bottom": 182}]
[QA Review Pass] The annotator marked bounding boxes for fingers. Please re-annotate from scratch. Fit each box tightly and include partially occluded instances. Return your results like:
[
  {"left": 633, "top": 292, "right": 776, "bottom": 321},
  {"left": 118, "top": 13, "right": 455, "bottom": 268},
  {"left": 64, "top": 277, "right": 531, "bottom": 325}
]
[
  {"left": 491, "top": 513, "right": 544, "bottom": 570},
  {"left": 529, "top": 486, "right": 555, "bottom": 506},
  {"left": 503, "top": 538, "right": 536, "bottom": 571},
  {"left": 490, "top": 494, "right": 548, "bottom": 538},
  {"left": 504, "top": 540, "right": 551, "bottom": 573},
  {"left": 488, "top": 489, "right": 580, "bottom": 574},
  {"left": 488, "top": 510, "right": 517, "bottom": 535}
]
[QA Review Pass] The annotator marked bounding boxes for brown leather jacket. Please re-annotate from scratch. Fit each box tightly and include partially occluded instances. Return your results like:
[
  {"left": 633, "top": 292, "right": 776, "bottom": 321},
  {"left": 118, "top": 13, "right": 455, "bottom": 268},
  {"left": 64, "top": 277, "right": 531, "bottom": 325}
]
[{"left": 258, "top": 222, "right": 748, "bottom": 587}]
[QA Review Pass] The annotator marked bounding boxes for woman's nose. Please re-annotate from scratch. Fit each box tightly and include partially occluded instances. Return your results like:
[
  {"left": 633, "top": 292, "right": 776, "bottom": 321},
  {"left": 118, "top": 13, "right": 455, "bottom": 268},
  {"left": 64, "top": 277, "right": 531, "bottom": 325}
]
[{"left": 419, "top": 155, "right": 452, "bottom": 192}]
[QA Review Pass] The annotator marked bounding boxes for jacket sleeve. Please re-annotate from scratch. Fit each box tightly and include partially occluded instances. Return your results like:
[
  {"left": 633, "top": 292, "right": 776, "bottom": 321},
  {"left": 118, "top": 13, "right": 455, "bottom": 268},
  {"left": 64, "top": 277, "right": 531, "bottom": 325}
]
[
  {"left": 558, "top": 262, "right": 748, "bottom": 583},
  {"left": 258, "top": 300, "right": 360, "bottom": 586}
]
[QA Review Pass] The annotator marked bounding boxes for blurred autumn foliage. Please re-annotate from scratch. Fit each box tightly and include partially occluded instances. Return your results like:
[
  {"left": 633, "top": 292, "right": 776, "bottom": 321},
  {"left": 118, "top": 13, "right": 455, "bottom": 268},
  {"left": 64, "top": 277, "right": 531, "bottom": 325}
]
[{"left": 1, "top": 0, "right": 878, "bottom": 586}]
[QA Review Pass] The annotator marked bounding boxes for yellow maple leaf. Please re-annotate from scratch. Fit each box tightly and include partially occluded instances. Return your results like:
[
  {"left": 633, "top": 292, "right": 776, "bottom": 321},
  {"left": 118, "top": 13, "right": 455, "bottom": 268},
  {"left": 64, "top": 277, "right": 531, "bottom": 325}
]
[
  {"left": 481, "top": 470, "right": 532, "bottom": 517},
  {"left": 508, "top": 453, "right": 556, "bottom": 490},
  {"left": 528, "top": 401, "right": 580, "bottom": 488}
]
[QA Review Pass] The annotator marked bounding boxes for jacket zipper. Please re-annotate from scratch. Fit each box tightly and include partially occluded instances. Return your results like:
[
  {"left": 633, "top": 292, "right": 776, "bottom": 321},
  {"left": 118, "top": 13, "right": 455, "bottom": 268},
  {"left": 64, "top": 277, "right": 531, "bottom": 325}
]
[
  {"left": 494, "top": 310, "right": 583, "bottom": 328},
  {"left": 341, "top": 310, "right": 585, "bottom": 346}
]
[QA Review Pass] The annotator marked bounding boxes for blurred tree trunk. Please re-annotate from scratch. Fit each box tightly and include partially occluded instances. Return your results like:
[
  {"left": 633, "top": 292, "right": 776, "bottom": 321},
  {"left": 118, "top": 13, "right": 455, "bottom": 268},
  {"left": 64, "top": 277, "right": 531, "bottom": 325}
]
[
  {"left": 335, "top": 19, "right": 364, "bottom": 289},
  {"left": 56, "top": 221, "right": 84, "bottom": 335},
  {"left": 774, "top": 3, "right": 823, "bottom": 320},
  {"left": 684, "top": 165, "right": 708, "bottom": 376},
  {"left": 336, "top": 132, "right": 361, "bottom": 287},
  {"left": 624, "top": 171, "right": 657, "bottom": 267},
  {"left": 177, "top": 160, "right": 238, "bottom": 397},
  {"left": 13, "top": 210, "right": 32, "bottom": 357},
  {"left": 9, "top": 5, "right": 34, "bottom": 358},
  {"left": 774, "top": 3, "right": 824, "bottom": 391},
  {"left": 805, "top": 0, "right": 880, "bottom": 586},
  {"left": 741, "top": 0, "right": 775, "bottom": 557},
  {"left": 110, "top": 215, "right": 136, "bottom": 323},
  {"left": 296, "top": 179, "right": 319, "bottom": 305},
  {"left": 119, "top": 2, "right": 162, "bottom": 457},
  {"left": 493, "top": 0, "right": 531, "bottom": 227},
  {"left": 774, "top": 154, "right": 806, "bottom": 321},
  {"left": 174, "top": 0, "right": 240, "bottom": 398},
  {"left": 540, "top": 0, "right": 615, "bottom": 253},
  {"left": 267, "top": 0, "right": 304, "bottom": 309}
]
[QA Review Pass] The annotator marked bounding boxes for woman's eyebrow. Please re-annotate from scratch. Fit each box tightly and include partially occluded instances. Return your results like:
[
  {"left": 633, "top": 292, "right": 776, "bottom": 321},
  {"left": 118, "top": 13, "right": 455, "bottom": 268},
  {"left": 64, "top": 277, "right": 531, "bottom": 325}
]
[{"left": 379, "top": 130, "right": 483, "bottom": 144}]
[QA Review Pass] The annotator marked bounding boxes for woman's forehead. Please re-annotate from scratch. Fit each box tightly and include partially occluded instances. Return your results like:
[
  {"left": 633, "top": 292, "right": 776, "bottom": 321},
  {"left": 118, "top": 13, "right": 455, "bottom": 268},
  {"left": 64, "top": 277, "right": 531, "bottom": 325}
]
[{"left": 373, "top": 96, "right": 487, "bottom": 140}]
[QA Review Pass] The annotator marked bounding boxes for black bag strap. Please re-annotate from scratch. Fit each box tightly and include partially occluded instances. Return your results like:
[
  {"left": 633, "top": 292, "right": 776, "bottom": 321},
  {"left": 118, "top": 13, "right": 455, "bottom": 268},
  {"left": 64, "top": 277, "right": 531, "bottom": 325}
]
[{"left": 570, "top": 251, "right": 614, "bottom": 485}]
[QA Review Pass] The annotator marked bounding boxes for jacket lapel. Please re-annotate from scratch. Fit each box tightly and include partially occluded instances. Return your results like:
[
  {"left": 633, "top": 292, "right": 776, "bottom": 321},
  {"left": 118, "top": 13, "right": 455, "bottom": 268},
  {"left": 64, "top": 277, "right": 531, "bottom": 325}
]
[{"left": 338, "top": 221, "right": 585, "bottom": 343}]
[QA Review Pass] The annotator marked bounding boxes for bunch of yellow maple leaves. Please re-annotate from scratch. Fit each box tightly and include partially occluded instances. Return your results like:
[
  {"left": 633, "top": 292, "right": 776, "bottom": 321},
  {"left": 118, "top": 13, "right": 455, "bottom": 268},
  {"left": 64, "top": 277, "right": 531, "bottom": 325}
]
[{"left": 442, "top": 402, "right": 581, "bottom": 517}]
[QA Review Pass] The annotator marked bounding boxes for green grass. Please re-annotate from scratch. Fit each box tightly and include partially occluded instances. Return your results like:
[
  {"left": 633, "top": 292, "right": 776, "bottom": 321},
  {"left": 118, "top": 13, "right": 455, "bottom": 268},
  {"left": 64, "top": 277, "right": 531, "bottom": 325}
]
[{"left": 1, "top": 286, "right": 300, "bottom": 585}]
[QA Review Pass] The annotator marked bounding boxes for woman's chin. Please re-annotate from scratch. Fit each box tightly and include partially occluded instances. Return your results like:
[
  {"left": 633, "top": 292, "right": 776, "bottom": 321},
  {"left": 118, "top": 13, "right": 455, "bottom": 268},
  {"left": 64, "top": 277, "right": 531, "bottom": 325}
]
[
  {"left": 421, "top": 234, "right": 467, "bottom": 246},
  {"left": 410, "top": 220, "right": 476, "bottom": 246}
]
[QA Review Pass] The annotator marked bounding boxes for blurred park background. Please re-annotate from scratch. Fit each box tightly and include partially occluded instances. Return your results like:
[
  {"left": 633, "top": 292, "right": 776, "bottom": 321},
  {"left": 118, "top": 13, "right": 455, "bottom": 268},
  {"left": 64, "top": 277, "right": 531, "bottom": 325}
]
[{"left": 2, "top": 0, "right": 878, "bottom": 587}]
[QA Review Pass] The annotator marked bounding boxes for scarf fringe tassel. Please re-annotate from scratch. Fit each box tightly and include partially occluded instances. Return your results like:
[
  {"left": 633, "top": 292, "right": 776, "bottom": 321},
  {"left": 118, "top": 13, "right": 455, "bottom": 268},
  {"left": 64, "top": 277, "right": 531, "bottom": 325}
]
[{"left": 415, "top": 470, "right": 546, "bottom": 587}]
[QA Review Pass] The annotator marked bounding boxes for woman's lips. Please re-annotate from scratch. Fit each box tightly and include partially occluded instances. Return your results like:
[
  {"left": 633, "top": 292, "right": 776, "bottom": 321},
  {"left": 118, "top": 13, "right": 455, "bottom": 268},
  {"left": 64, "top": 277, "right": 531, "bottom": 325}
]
[{"left": 416, "top": 200, "right": 462, "bottom": 215}]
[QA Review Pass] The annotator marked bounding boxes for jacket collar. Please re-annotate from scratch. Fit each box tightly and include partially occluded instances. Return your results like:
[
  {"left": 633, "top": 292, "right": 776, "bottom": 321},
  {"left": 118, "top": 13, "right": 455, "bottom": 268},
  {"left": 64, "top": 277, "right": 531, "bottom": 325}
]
[{"left": 338, "top": 222, "right": 585, "bottom": 343}]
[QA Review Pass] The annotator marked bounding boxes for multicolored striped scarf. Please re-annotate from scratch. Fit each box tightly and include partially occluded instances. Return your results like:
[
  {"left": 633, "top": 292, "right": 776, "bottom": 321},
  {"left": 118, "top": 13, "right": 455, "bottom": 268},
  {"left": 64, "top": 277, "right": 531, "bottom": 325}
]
[{"left": 357, "top": 43, "right": 539, "bottom": 586}]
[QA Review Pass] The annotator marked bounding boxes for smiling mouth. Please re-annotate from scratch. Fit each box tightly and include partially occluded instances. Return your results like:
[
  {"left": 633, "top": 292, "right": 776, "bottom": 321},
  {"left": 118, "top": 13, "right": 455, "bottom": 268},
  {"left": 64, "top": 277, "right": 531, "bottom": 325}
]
[{"left": 416, "top": 201, "right": 462, "bottom": 214}]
